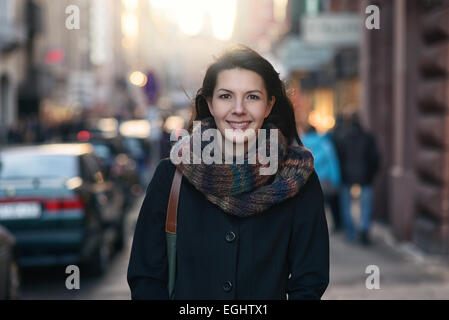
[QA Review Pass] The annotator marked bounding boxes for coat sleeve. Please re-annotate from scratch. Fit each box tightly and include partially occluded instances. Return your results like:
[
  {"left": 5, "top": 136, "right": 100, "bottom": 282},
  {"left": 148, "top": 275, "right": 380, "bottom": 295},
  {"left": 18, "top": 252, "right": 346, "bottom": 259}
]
[
  {"left": 127, "top": 159, "right": 174, "bottom": 300},
  {"left": 287, "top": 171, "right": 330, "bottom": 300}
]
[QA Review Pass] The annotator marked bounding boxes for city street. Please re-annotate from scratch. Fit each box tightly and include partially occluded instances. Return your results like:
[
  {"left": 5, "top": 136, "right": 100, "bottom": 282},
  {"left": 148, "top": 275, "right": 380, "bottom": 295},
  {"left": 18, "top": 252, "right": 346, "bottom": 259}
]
[
  {"left": 2, "top": 0, "right": 449, "bottom": 303},
  {"left": 18, "top": 180, "right": 449, "bottom": 300}
]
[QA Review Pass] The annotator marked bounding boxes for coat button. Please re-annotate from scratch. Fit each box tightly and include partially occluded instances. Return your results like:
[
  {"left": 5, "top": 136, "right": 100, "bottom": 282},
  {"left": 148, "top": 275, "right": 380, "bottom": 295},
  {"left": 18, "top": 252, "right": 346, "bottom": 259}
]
[
  {"left": 225, "top": 231, "right": 236, "bottom": 242},
  {"left": 222, "top": 281, "right": 233, "bottom": 292}
]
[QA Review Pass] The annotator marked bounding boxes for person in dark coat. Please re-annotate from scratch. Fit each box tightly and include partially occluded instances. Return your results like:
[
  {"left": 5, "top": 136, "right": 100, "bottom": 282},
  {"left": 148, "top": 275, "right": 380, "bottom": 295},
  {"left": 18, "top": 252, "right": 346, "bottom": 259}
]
[
  {"left": 127, "top": 45, "right": 329, "bottom": 300},
  {"left": 335, "top": 112, "right": 380, "bottom": 245},
  {"left": 325, "top": 115, "right": 347, "bottom": 232}
]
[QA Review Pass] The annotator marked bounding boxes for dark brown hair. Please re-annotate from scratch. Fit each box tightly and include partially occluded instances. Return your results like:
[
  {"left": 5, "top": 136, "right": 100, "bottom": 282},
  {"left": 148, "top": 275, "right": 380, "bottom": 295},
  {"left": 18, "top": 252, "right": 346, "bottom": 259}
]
[{"left": 188, "top": 45, "right": 302, "bottom": 146}]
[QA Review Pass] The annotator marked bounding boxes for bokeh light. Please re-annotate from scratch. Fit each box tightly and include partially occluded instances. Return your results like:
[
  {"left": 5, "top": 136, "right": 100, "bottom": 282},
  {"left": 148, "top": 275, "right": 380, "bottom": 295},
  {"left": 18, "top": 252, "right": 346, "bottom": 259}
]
[{"left": 129, "top": 71, "right": 148, "bottom": 87}]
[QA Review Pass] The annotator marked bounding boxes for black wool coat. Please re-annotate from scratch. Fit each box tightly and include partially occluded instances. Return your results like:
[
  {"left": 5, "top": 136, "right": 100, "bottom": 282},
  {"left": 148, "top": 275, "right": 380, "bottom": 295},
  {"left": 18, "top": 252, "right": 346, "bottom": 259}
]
[{"left": 127, "top": 158, "right": 330, "bottom": 300}]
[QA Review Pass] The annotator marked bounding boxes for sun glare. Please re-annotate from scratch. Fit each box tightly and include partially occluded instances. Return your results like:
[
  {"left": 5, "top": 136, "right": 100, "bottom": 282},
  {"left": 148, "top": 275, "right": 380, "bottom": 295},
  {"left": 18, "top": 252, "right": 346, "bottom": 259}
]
[{"left": 148, "top": 0, "right": 235, "bottom": 39}]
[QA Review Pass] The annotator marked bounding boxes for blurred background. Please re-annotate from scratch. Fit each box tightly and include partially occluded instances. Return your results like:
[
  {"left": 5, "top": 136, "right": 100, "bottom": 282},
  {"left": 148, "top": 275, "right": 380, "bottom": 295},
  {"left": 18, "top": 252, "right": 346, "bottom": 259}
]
[{"left": 0, "top": 0, "right": 449, "bottom": 300}]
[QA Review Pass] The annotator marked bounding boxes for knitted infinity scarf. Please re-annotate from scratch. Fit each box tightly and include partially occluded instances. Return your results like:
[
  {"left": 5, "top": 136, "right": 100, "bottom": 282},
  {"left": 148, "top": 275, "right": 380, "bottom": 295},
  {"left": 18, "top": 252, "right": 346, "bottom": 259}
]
[{"left": 173, "top": 117, "right": 315, "bottom": 217}]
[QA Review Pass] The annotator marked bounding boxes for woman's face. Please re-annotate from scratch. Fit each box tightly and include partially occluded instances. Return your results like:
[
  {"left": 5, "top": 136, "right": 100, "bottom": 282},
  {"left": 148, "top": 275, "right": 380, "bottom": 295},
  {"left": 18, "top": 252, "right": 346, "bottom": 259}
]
[{"left": 206, "top": 68, "right": 275, "bottom": 146}]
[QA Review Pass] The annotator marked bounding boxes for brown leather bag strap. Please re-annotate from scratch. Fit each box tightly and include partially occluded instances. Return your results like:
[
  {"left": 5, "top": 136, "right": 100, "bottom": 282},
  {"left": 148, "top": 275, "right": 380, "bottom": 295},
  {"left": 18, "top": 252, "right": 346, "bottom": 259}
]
[{"left": 166, "top": 168, "right": 182, "bottom": 234}]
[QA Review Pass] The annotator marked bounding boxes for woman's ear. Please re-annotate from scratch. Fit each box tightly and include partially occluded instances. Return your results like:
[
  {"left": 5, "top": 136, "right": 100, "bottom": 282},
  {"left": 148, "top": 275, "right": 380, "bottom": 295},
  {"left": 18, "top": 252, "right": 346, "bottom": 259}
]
[{"left": 265, "top": 96, "right": 276, "bottom": 118}]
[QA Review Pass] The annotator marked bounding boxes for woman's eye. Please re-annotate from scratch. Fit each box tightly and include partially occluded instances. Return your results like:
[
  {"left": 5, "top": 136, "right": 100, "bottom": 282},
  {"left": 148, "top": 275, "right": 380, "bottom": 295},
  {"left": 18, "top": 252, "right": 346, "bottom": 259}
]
[
  {"left": 248, "top": 95, "right": 260, "bottom": 100},
  {"left": 219, "top": 94, "right": 231, "bottom": 99}
]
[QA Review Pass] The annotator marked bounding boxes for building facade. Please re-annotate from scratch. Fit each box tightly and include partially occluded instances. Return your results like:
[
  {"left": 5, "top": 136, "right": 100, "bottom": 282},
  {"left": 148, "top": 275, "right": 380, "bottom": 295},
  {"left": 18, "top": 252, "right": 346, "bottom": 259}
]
[
  {"left": 0, "top": 0, "right": 28, "bottom": 142},
  {"left": 361, "top": 0, "right": 449, "bottom": 253}
]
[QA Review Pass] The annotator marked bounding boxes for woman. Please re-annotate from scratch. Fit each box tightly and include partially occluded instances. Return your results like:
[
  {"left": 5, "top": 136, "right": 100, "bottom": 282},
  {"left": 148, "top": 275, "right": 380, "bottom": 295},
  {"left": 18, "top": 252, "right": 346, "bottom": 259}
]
[{"left": 127, "top": 45, "right": 329, "bottom": 300}]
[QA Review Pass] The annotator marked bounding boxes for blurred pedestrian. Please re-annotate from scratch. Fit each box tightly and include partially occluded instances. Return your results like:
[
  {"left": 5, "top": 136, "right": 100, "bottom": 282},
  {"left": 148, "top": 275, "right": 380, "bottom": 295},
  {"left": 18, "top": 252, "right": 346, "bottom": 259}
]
[
  {"left": 301, "top": 124, "right": 342, "bottom": 233},
  {"left": 336, "top": 112, "right": 380, "bottom": 245},
  {"left": 7, "top": 121, "right": 23, "bottom": 144},
  {"left": 325, "top": 115, "right": 348, "bottom": 232},
  {"left": 127, "top": 45, "right": 329, "bottom": 300},
  {"left": 159, "top": 126, "right": 173, "bottom": 159}
]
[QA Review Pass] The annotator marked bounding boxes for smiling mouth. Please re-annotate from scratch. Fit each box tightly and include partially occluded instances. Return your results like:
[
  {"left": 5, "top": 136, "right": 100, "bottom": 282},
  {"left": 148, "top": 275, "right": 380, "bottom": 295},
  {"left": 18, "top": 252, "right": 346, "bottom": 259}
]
[{"left": 226, "top": 121, "right": 252, "bottom": 130}]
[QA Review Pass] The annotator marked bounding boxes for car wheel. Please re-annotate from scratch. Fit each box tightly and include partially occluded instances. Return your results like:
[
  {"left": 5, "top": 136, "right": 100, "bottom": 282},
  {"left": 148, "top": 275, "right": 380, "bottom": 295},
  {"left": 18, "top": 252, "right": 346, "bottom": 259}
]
[{"left": 7, "top": 259, "right": 20, "bottom": 300}]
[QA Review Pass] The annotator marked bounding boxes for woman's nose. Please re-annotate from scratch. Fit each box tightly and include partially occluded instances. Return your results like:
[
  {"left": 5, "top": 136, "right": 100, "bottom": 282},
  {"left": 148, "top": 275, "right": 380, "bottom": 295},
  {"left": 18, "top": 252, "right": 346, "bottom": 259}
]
[{"left": 232, "top": 99, "right": 246, "bottom": 115}]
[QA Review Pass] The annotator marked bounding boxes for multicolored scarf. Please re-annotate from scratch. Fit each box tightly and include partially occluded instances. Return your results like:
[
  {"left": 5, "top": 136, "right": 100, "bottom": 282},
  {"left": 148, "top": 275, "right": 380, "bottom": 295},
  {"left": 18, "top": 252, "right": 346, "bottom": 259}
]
[{"left": 173, "top": 117, "right": 315, "bottom": 217}]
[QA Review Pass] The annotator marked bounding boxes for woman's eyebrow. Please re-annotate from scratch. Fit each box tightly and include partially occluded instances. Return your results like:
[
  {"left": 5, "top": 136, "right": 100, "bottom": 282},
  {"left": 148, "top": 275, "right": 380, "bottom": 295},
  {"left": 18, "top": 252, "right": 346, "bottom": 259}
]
[
  {"left": 217, "top": 88, "right": 263, "bottom": 94},
  {"left": 247, "top": 90, "right": 263, "bottom": 94},
  {"left": 217, "top": 88, "right": 233, "bottom": 93}
]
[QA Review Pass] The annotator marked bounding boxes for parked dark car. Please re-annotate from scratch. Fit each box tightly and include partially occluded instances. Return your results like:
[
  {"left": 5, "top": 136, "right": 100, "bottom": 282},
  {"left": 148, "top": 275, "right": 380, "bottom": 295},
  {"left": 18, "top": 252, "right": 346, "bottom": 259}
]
[
  {"left": 0, "top": 144, "right": 126, "bottom": 276},
  {"left": 88, "top": 136, "right": 142, "bottom": 209},
  {"left": 0, "top": 224, "right": 20, "bottom": 299}
]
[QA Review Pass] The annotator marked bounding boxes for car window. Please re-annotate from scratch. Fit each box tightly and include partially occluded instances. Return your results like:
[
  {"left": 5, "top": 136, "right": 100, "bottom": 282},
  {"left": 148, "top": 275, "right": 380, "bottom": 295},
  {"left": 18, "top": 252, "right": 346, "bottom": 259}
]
[
  {"left": 0, "top": 152, "right": 78, "bottom": 179},
  {"left": 92, "top": 143, "right": 112, "bottom": 160}
]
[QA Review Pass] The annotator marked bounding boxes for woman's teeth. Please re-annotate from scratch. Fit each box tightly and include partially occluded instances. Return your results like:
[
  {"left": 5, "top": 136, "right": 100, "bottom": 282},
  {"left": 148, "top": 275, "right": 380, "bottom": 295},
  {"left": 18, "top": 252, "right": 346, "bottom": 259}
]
[{"left": 228, "top": 121, "right": 250, "bottom": 128}]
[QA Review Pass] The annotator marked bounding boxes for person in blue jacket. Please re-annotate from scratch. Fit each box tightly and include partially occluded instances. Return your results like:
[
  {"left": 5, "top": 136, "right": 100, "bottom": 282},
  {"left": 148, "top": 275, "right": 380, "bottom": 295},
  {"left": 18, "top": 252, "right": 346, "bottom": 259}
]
[{"left": 301, "top": 124, "right": 342, "bottom": 233}]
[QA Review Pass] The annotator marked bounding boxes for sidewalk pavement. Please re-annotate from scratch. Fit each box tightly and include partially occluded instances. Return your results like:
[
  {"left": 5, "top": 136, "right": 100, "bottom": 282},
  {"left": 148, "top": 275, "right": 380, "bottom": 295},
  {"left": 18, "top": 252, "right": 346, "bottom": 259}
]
[{"left": 323, "top": 221, "right": 449, "bottom": 300}]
